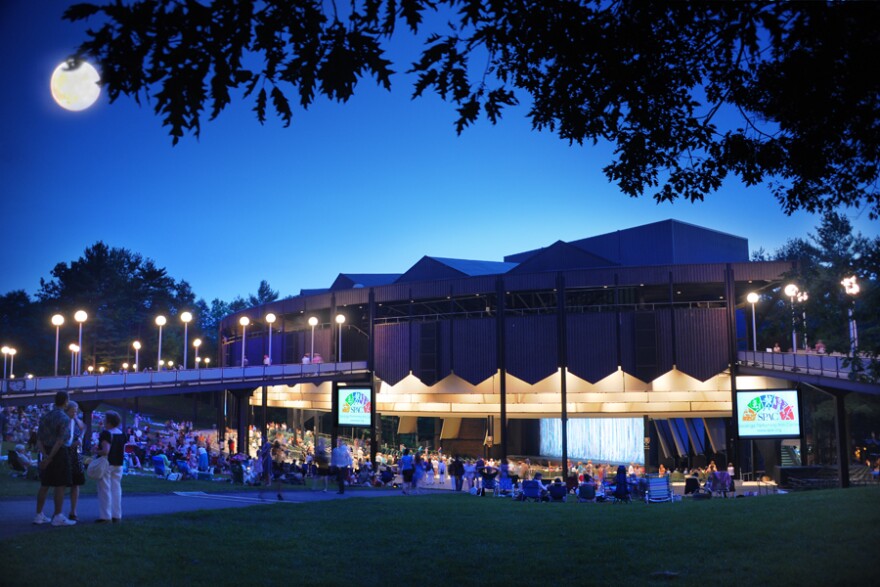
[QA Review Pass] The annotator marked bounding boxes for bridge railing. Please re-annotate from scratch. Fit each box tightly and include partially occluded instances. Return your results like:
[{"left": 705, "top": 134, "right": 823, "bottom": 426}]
[
  {"left": 737, "top": 350, "right": 863, "bottom": 379},
  {"left": 0, "top": 361, "right": 369, "bottom": 396}
]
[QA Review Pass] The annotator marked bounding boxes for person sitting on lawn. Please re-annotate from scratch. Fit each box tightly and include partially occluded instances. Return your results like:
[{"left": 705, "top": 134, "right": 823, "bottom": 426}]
[{"left": 12, "top": 444, "right": 34, "bottom": 477}]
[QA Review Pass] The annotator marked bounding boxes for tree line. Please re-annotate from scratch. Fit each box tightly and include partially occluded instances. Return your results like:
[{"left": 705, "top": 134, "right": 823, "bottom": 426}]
[
  {"left": 0, "top": 242, "right": 279, "bottom": 377},
  {"left": 751, "top": 212, "right": 878, "bottom": 381}
]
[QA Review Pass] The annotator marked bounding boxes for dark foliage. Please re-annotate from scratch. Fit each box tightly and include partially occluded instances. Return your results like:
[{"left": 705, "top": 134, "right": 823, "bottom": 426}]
[{"left": 65, "top": 1, "right": 880, "bottom": 218}]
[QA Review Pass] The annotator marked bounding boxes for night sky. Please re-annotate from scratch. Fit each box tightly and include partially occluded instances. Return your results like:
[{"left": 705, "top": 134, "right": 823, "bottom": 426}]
[{"left": 2, "top": 2, "right": 876, "bottom": 304}]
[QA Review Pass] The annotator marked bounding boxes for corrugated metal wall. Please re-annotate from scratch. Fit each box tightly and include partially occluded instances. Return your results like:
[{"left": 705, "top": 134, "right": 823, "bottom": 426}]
[
  {"left": 451, "top": 318, "right": 496, "bottom": 385},
  {"left": 505, "top": 315, "right": 557, "bottom": 384},
  {"left": 374, "top": 323, "right": 410, "bottom": 385},
  {"left": 674, "top": 307, "right": 730, "bottom": 381},
  {"left": 566, "top": 313, "right": 618, "bottom": 382},
  {"left": 655, "top": 308, "right": 675, "bottom": 375}
]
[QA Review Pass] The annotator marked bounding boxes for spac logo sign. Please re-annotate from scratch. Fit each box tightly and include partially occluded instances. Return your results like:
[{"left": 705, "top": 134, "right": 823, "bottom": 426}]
[{"left": 338, "top": 388, "right": 372, "bottom": 427}]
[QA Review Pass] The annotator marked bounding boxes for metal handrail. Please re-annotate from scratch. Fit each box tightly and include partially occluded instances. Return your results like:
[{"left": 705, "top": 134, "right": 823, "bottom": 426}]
[
  {"left": 0, "top": 361, "right": 369, "bottom": 397},
  {"left": 737, "top": 350, "right": 862, "bottom": 380}
]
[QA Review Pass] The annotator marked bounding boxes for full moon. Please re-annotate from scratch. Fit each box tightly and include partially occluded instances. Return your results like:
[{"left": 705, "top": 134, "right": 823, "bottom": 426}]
[{"left": 50, "top": 59, "right": 101, "bottom": 111}]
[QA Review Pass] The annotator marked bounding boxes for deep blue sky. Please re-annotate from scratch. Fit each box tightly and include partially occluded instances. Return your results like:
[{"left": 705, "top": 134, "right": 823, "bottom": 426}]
[{"left": 2, "top": 2, "right": 876, "bottom": 305}]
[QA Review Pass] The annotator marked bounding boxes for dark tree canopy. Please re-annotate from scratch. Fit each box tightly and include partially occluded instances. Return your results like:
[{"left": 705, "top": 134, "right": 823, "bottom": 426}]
[
  {"left": 65, "top": 0, "right": 880, "bottom": 218},
  {"left": 37, "top": 242, "right": 198, "bottom": 370}
]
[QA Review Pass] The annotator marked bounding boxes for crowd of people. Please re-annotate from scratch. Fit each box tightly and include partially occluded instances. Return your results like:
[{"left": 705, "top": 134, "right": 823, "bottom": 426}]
[{"left": 5, "top": 399, "right": 879, "bottom": 521}]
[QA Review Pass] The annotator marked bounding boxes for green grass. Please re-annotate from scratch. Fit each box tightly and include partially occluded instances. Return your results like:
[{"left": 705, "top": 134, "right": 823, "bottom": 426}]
[{"left": 2, "top": 483, "right": 878, "bottom": 586}]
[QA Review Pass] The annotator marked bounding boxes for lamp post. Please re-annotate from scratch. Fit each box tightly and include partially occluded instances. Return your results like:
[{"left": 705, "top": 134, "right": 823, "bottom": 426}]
[
  {"left": 181, "top": 311, "right": 192, "bottom": 370},
  {"left": 7, "top": 348, "right": 15, "bottom": 379},
  {"left": 74, "top": 310, "right": 88, "bottom": 375},
  {"left": 265, "top": 313, "right": 276, "bottom": 366},
  {"left": 335, "top": 314, "right": 345, "bottom": 362},
  {"left": 155, "top": 315, "right": 166, "bottom": 370},
  {"left": 842, "top": 276, "right": 860, "bottom": 355},
  {"left": 783, "top": 284, "right": 799, "bottom": 352},
  {"left": 52, "top": 314, "right": 65, "bottom": 376},
  {"left": 308, "top": 316, "right": 318, "bottom": 362},
  {"left": 133, "top": 341, "right": 141, "bottom": 372},
  {"left": 69, "top": 344, "right": 79, "bottom": 375},
  {"left": 239, "top": 316, "right": 250, "bottom": 366},
  {"left": 796, "top": 291, "right": 809, "bottom": 350},
  {"left": 746, "top": 292, "right": 759, "bottom": 353},
  {"left": 193, "top": 338, "right": 202, "bottom": 368},
  {"left": 204, "top": 357, "right": 211, "bottom": 368},
  {"left": 122, "top": 362, "right": 129, "bottom": 372}
]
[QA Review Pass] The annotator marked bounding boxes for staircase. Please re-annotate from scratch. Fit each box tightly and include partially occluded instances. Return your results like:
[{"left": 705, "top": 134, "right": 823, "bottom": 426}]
[{"left": 781, "top": 445, "right": 801, "bottom": 467}]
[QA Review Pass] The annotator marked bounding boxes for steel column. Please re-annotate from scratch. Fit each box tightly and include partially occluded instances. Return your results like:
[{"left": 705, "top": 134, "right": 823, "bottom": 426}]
[
  {"left": 556, "top": 273, "right": 568, "bottom": 478},
  {"left": 496, "top": 276, "right": 507, "bottom": 461}
]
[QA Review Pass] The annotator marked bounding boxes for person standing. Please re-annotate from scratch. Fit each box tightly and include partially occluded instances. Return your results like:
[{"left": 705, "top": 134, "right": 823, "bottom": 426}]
[
  {"left": 330, "top": 438, "right": 352, "bottom": 494},
  {"left": 34, "top": 392, "right": 75, "bottom": 526},
  {"left": 95, "top": 411, "right": 126, "bottom": 523},
  {"left": 65, "top": 401, "right": 86, "bottom": 521},
  {"left": 450, "top": 455, "right": 465, "bottom": 492},
  {"left": 398, "top": 448, "right": 414, "bottom": 494},
  {"left": 314, "top": 437, "right": 331, "bottom": 491}
]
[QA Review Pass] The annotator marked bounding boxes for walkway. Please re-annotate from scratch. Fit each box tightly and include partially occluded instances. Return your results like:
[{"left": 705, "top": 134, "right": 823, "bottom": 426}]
[
  {"left": 0, "top": 361, "right": 370, "bottom": 407},
  {"left": 737, "top": 350, "right": 880, "bottom": 395}
]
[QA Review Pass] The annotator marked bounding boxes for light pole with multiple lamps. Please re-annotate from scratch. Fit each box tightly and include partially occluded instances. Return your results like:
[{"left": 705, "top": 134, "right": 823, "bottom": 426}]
[
  {"left": 783, "top": 284, "right": 799, "bottom": 352},
  {"left": 265, "top": 313, "right": 276, "bottom": 366},
  {"left": 181, "top": 311, "right": 192, "bottom": 371},
  {"left": 335, "top": 314, "right": 345, "bottom": 361},
  {"left": 308, "top": 316, "right": 318, "bottom": 361},
  {"left": 52, "top": 314, "right": 64, "bottom": 376},
  {"left": 239, "top": 316, "right": 250, "bottom": 366},
  {"left": 746, "top": 292, "right": 759, "bottom": 353},
  {"left": 155, "top": 315, "right": 167, "bottom": 370},
  {"left": 133, "top": 341, "right": 141, "bottom": 372},
  {"left": 74, "top": 310, "right": 87, "bottom": 375},
  {"left": 797, "top": 290, "right": 809, "bottom": 350},
  {"left": 193, "top": 338, "right": 202, "bottom": 368},
  {"left": 842, "top": 276, "right": 860, "bottom": 355}
]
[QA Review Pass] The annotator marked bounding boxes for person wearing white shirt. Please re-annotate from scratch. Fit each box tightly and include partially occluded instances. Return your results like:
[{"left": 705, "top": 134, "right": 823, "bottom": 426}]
[{"left": 330, "top": 439, "right": 353, "bottom": 494}]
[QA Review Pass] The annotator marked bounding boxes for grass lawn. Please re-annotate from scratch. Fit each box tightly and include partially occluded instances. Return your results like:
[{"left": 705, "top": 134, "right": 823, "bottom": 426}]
[{"left": 1, "top": 478, "right": 878, "bottom": 586}]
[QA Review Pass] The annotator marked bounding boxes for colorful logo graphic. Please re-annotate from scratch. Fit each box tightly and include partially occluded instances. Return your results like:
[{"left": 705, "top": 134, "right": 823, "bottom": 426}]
[
  {"left": 742, "top": 394, "right": 797, "bottom": 422},
  {"left": 341, "top": 391, "right": 371, "bottom": 415}
]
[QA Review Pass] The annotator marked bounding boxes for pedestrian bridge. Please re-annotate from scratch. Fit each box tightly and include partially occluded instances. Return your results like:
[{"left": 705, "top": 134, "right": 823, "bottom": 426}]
[
  {"left": 0, "top": 361, "right": 371, "bottom": 407},
  {"left": 737, "top": 351, "right": 880, "bottom": 395}
]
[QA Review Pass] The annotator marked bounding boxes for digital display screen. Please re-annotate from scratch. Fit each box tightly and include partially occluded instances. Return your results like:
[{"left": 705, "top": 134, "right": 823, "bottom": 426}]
[
  {"left": 540, "top": 418, "right": 644, "bottom": 464},
  {"left": 337, "top": 387, "right": 372, "bottom": 427},
  {"left": 736, "top": 390, "right": 801, "bottom": 439}
]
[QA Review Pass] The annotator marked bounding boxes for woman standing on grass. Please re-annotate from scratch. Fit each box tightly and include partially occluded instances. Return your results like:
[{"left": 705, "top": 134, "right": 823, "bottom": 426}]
[
  {"left": 95, "top": 411, "right": 126, "bottom": 523},
  {"left": 65, "top": 401, "right": 86, "bottom": 521},
  {"left": 412, "top": 452, "right": 425, "bottom": 495}
]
